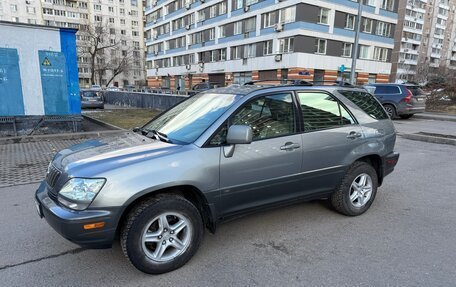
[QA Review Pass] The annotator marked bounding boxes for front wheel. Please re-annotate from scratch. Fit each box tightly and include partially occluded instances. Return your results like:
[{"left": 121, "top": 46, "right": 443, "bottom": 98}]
[
  {"left": 120, "top": 195, "right": 204, "bottom": 274},
  {"left": 330, "top": 161, "right": 378, "bottom": 216}
]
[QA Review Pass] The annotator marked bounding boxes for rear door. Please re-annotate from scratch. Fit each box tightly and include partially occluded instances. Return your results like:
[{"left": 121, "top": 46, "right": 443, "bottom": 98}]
[
  {"left": 218, "top": 92, "right": 303, "bottom": 216},
  {"left": 371, "top": 85, "right": 402, "bottom": 106},
  {"left": 296, "top": 91, "right": 363, "bottom": 195}
]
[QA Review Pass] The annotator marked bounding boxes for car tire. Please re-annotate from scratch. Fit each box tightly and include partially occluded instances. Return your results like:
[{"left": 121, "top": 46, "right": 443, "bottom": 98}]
[
  {"left": 383, "top": 104, "right": 397, "bottom": 119},
  {"left": 120, "top": 194, "right": 204, "bottom": 274},
  {"left": 399, "top": 114, "right": 413, "bottom": 119},
  {"left": 330, "top": 161, "right": 378, "bottom": 216}
]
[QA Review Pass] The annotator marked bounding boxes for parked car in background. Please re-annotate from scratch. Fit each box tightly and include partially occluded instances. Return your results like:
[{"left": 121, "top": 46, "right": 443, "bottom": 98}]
[
  {"left": 37, "top": 81, "right": 399, "bottom": 274},
  {"left": 363, "top": 83, "right": 427, "bottom": 119},
  {"left": 192, "top": 82, "right": 222, "bottom": 92},
  {"left": 80, "top": 89, "right": 104, "bottom": 109},
  {"left": 90, "top": 85, "right": 102, "bottom": 91},
  {"left": 106, "top": 86, "right": 120, "bottom": 91}
]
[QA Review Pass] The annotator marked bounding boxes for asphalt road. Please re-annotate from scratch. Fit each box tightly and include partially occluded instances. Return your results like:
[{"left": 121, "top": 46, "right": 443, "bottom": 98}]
[{"left": 1, "top": 137, "right": 455, "bottom": 287}]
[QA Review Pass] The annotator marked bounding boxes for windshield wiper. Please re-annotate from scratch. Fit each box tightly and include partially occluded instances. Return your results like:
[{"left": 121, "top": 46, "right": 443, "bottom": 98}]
[{"left": 147, "top": 129, "right": 172, "bottom": 143}]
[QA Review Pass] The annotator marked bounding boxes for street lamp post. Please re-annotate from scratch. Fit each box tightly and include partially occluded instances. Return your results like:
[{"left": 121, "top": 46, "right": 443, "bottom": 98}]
[{"left": 350, "top": 0, "right": 363, "bottom": 85}]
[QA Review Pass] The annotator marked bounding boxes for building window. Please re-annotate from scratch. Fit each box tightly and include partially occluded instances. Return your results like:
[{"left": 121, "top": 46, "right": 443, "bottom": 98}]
[
  {"left": 244, "top": 44, "right": 256, "bottom": 58},
  {"left": 263, "top": 40, "right": 273, "bottom": 55},
  {"left": 244, "top": 17, "right": 256, "bottom": 32},
  {"left": 198, "top": 10, "right": 205, "bottom": 21},
  {"left": 219, "top": 1, "right": 227, "bottom": 14},
  {"left": 234, "top": 21, "right": 242, "bottom": 35},
  {"left": 94, "top": 15, "right": 102, "bottom": 22},
  {"left": 373, "top": 47, "right": 388, "bottom": 61},
  {"left": 359, "top": 45, "right": 370, "bottom": 59},
  {"left": 209, "top": 28, "right": 215, "bottom": 40},
  {"left": 121, "top": 19, "right": 125, "bottom": 25},
  {"left": 381, "top": 0, "right": 395, "bottom": 11},
  {"left": 26, "top": 6, "right": 36, "bottom": 14},
  {"left": 362, "top": 18, "right": 373, "bottom": 33},
  {"left": 376, "top": 21, "right": 392, "bottom": 37},
  {"left": 109, "top": 17, "right": 115, "bottom": 23},
  {"left": 342, "top": 43, "right": 352, "bottom": 57},
  {"left": 279, "top": 37, "right": 294, "bottom": 53},
  {"left": 231, "top": 46, "right": 242, "bottom": 59},
  {"left": 210, "top": 5, "right": 217, "bottom": 18},
  {"left": 345, "top": 14, "right": 356, "bottom": 30},
  {"left": 316, "top": 39, "right": 327, "bottom": 54},
  {"left": 280, "top": 6, "right": 296, "bottom": 24},
  {"left": 108, "top": 6, "right": 114, "bottom": 13},
  {"left": 94, "top": 4, "right": 101, "bottom": 10},
  {"left": 263, "top": 11, "right": 278, "bottom": 28},
  {"left": 235, "top": 0, "right": 243, "bottom": 9},
  {"left": 120, "top": 8, "right": 125, "bottom": 15},
  {"left": 219, "top": 25, "right": 226, "bottom": 37},
  {"left": 10, "top": 4, "right": 17, "bottom": 12},
  {"left": 318, "top": 8, "right": 329, "bottom": 25}
]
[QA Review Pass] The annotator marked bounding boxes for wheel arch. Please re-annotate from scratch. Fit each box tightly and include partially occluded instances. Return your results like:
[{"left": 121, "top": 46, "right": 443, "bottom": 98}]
[
  {"left": 116, "top": 185, "right": 217, "bottom": 238},
  {"left": 354, "top": 154, "right": 384, "bottom": 186}
]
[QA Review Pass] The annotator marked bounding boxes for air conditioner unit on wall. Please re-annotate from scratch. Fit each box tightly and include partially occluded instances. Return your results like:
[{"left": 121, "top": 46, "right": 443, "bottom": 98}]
[
  {"left": 186, "top": 24, "right": 191, "bottom": 30},
  {"left": 275, "top": 23, "right": 283, "bottom": 32},
  {"left": 275, "top": 54, "right": 282, "bottom": 62},
  {"left": 244, "top": 5, "right": 250, "bottom": 12}
]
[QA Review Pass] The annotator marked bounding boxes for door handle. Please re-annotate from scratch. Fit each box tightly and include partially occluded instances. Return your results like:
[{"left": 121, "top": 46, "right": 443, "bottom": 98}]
[
  {"left": 347, "top": 131, "right": 362, "bottom": 139},
  {"left": 280, "top": 142, "right": 300, "bottom": 151}
]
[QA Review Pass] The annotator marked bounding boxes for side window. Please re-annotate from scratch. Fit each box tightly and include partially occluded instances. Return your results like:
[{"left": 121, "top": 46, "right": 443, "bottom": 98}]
[
  {"left": 338, "top": 90, "right": 388, "bottom": 120},
  {"left": 233, "top": 93, "right": 296, "bottom": 140},
  {"left": 298, "top": 92, "right": 355, "bottom": 132},
  {"left": 374, "top": 85, "right": 400, "bottom": 94}
]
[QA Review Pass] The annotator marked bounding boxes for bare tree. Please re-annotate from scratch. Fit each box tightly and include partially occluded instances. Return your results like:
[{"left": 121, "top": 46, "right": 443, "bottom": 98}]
[{"left": 77, "top": 21, "right": 135, "bottom": 86}]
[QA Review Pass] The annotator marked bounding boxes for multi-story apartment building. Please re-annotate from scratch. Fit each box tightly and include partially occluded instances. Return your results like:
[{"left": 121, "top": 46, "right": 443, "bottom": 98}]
[
  {"left": 144, "top": 0, "right": 398, "bottom": 89},
  {"left": 0, "top": 0, "right": 145, "bottom": 88},
  {"left": 391, "top": 0, "right": 456, "bottom": 82}
]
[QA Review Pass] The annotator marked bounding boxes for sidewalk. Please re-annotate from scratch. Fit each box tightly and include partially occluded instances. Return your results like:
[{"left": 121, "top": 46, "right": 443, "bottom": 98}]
[{"left": 414, "top": 112, "right": 456, "bottom": 122}]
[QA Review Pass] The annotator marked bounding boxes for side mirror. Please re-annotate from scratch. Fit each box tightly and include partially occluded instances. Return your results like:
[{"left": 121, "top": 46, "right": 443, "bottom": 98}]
[{"left": 226, "top": 125, "right": 252, "bottom": 145}]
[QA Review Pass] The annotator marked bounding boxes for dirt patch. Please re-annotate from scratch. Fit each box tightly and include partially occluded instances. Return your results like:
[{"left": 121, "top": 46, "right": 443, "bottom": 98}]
[{"left": 83, "top": 109, "right": 161, "bottom": 129}]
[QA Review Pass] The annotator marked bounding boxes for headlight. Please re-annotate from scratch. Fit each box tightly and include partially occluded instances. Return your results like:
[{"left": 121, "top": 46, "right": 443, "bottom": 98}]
[{"left": 58, "top": 178, "right": 106, "bottom": 210}]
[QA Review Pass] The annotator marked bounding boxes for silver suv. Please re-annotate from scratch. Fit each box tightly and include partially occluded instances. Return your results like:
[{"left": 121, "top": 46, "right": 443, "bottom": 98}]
[{"left": 35, "top": 82, "right": 399, "bottom": 274}]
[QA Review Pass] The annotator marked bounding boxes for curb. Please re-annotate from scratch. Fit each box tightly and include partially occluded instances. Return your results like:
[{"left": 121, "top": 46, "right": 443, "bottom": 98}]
[
  {"left": 398, "top": 133, "right": 456, "bottom": 146},
  {"left": 82, "top": 114, "right": 124, "bottom": 131},
  {"left": 414, "top": 114, "right": 456, "bottom": 122},
  {"left": 0, "top": 130, "right": 125, "bottom": 145}
]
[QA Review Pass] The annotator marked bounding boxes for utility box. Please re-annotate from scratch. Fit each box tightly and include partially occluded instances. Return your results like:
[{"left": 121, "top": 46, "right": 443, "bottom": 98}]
[{"left": 0, "top": 21, "right": 81, "bottom": 136}]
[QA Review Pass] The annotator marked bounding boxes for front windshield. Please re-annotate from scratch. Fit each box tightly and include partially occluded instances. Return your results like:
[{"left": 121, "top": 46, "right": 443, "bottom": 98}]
[{"left": 143, "top": 93, "right": 241, "bottom": 144}]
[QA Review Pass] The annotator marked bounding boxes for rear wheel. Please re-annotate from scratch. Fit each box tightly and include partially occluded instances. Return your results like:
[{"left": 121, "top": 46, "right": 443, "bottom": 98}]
[
  {"left": 330, "top": 161, "right": 378, "bottom": 216},
  {"left": 383, "top": 104, "right": 397, "bottom": 119},
  {"left": 120, "top": 194, "right": 203, "bottom": 274},
  {"left": 399, "top": 114, "right": 413, "bottom": 119}
]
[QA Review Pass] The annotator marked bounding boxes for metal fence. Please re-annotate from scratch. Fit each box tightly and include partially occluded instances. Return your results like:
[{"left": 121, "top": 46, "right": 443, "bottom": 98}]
[{"left": 102, "top": 91, "right": 188, "bottom": 110}]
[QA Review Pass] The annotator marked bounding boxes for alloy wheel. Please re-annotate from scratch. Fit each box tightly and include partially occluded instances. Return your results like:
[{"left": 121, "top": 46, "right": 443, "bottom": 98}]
[{"left": 349, "top": 173, "right": 373, "bottom": 208}]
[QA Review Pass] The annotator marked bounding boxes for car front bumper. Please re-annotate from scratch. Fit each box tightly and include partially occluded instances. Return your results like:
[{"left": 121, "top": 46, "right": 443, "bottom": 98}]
[{"left": 35, "top": 181, "right": 121, "bottom": 249}]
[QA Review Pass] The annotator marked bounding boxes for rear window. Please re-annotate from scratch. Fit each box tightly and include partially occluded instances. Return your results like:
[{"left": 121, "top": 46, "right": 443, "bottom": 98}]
[
  {"left": 82, "top": 92, "right": 98, "bottom": 97},
  {"left": 339, "top": 90, "right": 389, "bottom": 120},
  {"left": 407, "top": 86, "right": 425, "bottom": 96},
  {"left": 372, "top": 85, "right": 401, "bottom": 94}
]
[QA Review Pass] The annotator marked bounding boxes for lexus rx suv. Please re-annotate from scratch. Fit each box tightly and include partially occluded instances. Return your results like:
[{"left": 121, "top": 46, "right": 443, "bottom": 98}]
[{"left": 35, "top": 82, "right": 399, "bottom": 274}]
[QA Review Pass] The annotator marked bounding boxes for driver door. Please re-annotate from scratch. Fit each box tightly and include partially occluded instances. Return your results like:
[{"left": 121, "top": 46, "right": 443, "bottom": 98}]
[{"left": 217, "top": 92, "right": 303, "bottom": 216}]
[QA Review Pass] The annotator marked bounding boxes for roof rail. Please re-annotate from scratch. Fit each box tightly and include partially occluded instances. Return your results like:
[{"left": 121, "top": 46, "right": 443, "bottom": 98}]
[
  {"left": 243, "top": 79, "right": 313, "bottom": 86},
  {"left": 310, "top": 80, "right": 355, "bottom": 87}
]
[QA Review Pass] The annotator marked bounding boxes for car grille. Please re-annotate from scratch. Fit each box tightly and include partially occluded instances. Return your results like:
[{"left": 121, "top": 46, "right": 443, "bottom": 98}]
[
  {"left": 46, "top": 164, "right": 61, "bottom": 201},
  {"left": 46, "top": 164, "right": 61, "bottom": 188}
]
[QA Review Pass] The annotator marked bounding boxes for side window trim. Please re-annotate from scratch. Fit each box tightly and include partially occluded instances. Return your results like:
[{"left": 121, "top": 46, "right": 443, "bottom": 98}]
[{"left": 296, "top": 90, "right": 358, "bottom": 133}]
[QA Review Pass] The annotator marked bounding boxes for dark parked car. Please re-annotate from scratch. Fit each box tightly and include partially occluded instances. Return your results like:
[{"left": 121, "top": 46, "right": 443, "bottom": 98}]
[
  {"left": 192, "top": 82, "right": 222, "bottom": 92},
  {"left": 36, "top": 82, "right": 399, "bottom": 274},
  {"left": 80, "top": 90, "right": 104, "bottom": 109},
  {"left": 363, "top": 83, "right": 426, "bottom": 119}
]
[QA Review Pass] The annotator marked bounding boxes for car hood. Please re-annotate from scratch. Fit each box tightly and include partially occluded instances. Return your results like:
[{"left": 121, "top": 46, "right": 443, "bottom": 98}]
[{"left": 52, "top": 132, "right": 184, "bottom": 176}]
